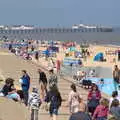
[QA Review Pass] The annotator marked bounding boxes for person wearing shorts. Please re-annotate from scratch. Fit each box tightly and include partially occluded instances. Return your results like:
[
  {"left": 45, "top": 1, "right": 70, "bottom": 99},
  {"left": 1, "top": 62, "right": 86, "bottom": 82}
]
[
  {"left": 45, "top": 85, "right": 62, "bottom": 120},
  {"left": 38, "top": 69, "right": 47, "bottom": 100}
]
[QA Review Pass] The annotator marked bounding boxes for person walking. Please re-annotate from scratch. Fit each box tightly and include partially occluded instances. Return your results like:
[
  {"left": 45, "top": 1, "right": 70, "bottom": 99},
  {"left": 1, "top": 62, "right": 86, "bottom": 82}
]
[
  {"left": 113, "top": 65, "right": 120, "bottom": 91},
  {"left": 35, "top": 51, "right": 39, "bottom": 61},
  {"left": 48, "top": 69, "right": 58, "bottom": 89},
  {"left": 109, "top": 91, "right": 120, "bottom": 108},
  {"left": 87, "top": 83, "right": 101, "bottom": 116},
  {"left": 38, "top": 69, "right": 47, "bottom": 100},
  {"left": 109, "top": 99, "right": 120, "bottom": 120},
  {"left": 68, "top": 84, "right": 82, "bottom": 114},
  {"left": 56, "top": 60, "right": 61, "bottom": 74},
  {"left": 45, "top": 85, "right": 62, "bottom": 120},
  {"left": 19, "top": 70, "right": 30, "bottom": 106}
]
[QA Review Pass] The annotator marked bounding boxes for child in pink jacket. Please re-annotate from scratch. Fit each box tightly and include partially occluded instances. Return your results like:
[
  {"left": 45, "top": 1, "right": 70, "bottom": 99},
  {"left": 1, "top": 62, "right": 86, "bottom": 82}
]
[{"left": 93, "top": 98, "right": 109, "bottom": 120}]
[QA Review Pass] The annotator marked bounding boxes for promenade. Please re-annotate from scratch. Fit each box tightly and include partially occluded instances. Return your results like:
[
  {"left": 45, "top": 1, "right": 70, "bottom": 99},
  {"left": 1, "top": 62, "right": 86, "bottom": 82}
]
[{"left": 0, "top": 48, "right": 89, "bottom": 120}]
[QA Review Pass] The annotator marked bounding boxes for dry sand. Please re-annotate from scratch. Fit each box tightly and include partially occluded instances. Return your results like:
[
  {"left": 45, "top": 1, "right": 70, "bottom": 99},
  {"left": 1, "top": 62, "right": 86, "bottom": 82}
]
[{"left": 38, "top": 44, "right": 120, "bottom": 69}]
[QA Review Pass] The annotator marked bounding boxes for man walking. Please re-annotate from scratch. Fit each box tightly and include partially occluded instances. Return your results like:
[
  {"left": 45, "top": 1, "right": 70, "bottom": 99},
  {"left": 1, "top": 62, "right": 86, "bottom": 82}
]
[
  {"left": 113, "top": 65, "right": 120, "bottom": 91},
  {"left": 48, "top": 68, "right": 58, "bottom": 89},
  {"left": 38, "top": 69, "right": 47, "bottom": 93},
  {"left": 20, "top": 70, "right": 30, "bottom": 106}
]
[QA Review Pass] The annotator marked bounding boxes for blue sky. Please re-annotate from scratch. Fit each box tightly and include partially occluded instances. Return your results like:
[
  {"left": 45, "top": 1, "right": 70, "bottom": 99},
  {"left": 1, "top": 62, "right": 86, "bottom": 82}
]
[{"left": 0, "top": 0, "right": 119, "bottom": 27}]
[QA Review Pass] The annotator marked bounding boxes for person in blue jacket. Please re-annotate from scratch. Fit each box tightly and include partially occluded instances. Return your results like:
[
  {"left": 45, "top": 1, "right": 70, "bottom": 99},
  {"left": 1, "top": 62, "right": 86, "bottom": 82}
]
[{"left": 19, "top": 70, "right": 30, "bottom": 106}]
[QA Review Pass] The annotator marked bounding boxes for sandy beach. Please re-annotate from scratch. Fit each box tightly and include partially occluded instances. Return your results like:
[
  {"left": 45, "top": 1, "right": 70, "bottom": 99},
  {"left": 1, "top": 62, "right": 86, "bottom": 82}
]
[{"left": 0, "top": 43, "right": 119, "bottom": 120}]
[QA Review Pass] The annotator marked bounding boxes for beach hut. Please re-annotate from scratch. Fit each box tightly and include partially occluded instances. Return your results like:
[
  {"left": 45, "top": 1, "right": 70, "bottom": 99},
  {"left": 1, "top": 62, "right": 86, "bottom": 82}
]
[{"left": 94, "top": 52, "right": 104, "bottom": 61}]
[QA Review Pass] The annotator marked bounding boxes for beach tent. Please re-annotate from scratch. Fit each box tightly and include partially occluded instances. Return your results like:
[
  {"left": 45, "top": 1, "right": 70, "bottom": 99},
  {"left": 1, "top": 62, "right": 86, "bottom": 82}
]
[{"left": 94, "top": 52, "right": 104, "bottom": 61}]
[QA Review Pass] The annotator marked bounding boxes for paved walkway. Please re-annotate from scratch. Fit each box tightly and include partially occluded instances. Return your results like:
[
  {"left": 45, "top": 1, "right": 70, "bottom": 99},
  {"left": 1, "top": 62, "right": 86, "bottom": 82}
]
[{"left": 0, "top": 49, "right": 90, "bottom": 120}]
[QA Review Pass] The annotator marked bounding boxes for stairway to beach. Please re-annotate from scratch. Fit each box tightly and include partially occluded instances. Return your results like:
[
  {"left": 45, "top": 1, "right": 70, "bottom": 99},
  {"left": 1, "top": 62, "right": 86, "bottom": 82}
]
[{"left": 0, "top": 48, "right": 89, "bottom": 120}]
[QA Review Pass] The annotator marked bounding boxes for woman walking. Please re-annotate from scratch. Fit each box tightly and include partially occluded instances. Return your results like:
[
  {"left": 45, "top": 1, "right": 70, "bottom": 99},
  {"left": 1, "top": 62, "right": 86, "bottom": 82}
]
[
  {"left": 45, "top": 85, "right": 62, "bottom": 120},
  {"left": 68, "top": 84, "right": 82, "bottom": 114},
  {"left": 87, "top": 83, "right": 101, "bottom": 116}
]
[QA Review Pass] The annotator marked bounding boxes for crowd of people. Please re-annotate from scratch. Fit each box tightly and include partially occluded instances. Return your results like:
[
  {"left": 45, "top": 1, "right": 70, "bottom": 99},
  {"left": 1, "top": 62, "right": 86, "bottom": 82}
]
[
  {"left": 0, "top": 40, "right": 120, "bottom": 120},
  {"left": 0, "top": 66, "right": 120, "bottom": 120}
]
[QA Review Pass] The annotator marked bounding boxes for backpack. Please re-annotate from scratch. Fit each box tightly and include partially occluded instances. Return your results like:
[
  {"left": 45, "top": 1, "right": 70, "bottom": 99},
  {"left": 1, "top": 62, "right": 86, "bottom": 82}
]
[{"left": 51, "top": 93, "right": 62, "bottom": 108}]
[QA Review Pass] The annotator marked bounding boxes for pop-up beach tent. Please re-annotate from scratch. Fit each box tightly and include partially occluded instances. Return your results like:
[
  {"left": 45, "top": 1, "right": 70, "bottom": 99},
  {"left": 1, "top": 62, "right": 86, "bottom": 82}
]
[{"left": 94, "top": 52, "right": 104, "bottom": 61}]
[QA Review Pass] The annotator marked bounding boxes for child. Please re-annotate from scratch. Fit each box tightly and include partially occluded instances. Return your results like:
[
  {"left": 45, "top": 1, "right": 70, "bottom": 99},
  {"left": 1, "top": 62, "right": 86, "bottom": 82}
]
[
  {"left": 28, "top": 87, "right": 41, "bottom": 120},
  {"left": 98, "top": 78, "right": 104, "bottom": 91},
  {"left": 93, "top": 98, "right": 109, "bottom": 120}
]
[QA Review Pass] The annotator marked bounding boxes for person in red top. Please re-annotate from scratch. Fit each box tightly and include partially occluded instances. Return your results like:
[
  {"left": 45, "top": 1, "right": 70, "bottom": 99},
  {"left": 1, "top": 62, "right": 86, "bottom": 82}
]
[
  {"left": 56, "top": 60, "right": 61, "bottom": 74},
  {"left": 92, "top": 98, "right": 109, "bottom": 120},
  {"left": 87, "top": 83, "right": 101, "bottom": 116}
]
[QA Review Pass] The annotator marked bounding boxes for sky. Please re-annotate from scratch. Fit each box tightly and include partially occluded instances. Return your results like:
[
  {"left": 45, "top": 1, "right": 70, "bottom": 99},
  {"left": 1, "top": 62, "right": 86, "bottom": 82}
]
[{"left": 0, "top": 0, "right": 120, "bottom": 27}]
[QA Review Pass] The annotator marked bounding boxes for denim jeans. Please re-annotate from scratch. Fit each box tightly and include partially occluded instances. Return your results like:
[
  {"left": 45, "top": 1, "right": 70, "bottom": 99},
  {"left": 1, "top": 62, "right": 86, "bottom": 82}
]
[
  {"left": 7, "top": 93, "right": 20, "bottom": 100},
  {"left": 23, "top": 91, "right": 29, "bottom": 106}
]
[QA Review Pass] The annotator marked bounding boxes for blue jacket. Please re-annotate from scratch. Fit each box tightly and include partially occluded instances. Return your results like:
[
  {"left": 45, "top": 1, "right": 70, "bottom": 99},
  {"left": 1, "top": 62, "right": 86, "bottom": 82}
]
[{"left": 21, "top": 74, "right": 30, "bottom": 91}]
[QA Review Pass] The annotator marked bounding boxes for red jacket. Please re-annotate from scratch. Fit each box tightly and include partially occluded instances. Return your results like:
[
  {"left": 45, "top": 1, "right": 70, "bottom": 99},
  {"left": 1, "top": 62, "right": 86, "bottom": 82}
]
[
  {"left": 88, "top": 90, "right": 101, "bottom": 100},
  {"left": 93, "top": 105, "right": 109, "bottom": 118}
]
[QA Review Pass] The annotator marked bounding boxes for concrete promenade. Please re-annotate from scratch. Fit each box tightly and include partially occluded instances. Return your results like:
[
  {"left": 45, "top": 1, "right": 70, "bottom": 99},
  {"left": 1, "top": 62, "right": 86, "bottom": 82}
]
[{"left": 0, "top": 49, "right": 96, "bottom": 120}]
